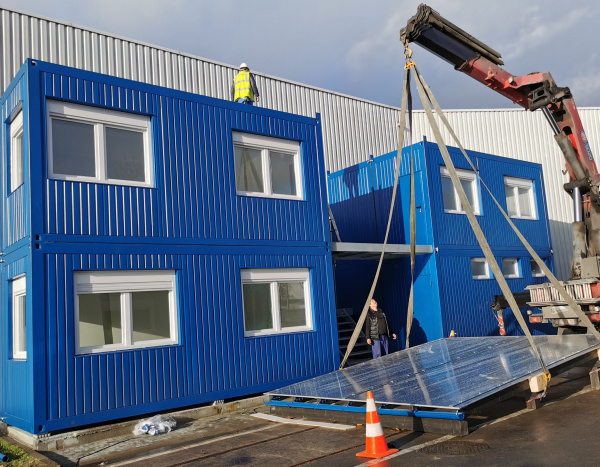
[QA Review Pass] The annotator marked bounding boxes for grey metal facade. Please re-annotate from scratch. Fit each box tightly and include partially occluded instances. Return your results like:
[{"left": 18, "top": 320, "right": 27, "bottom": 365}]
[{"left": 1, "top": 6, "right": 599, "bottom": 279}]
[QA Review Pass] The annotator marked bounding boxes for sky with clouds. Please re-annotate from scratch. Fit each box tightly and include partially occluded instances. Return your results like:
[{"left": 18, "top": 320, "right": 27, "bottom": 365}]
[{"left": 2, "top": 0, "right": 600, "bottom": 109}]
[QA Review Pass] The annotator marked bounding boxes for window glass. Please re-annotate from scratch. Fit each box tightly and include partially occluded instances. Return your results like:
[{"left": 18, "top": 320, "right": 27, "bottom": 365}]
[
  {"left": 106, "top": 127, "right": 146, "bottom": 182},
  {"left": 270, "top": 152, "right": 297, "bottom": 196},
  {"left": 13, "top": 132, "right": 23, "bottom": 187},
  {"left": 279, "top": 282, "right": 306, "bottom": 328},
  {"left": 233, "top": 132, "right": 301, "bottom": 199},
  {"left": 75, "top": 270, "right": 177, "bottom": 354},
  {"left": 505, "top": 185, "right": 517, "bottom": 217},
  {"left": 503, "top": 258, "right": 520, "bottom": 277},
  {"left": 14, "top": 295, "right": 26, "bottom": 354},
  {"left": 460, "top": 178, "right": 474, "bottom": 207},
  {"left": 531, "top": 258, "right": 544, "bottom": 277},
  {"left": 78, "top": 293, "right": 122, "bottom": 347},
  {"left": 518, "top": 187, "right": 533, "bottom": 217},
  {"left": 235, "top": 146, "right": 264, "bottom": 193},
  {"left": 241, "top": 268, "right": 312, "bottom": 336},
  {"left": 132, "top": 290, "right": 171, "bottom": 342},
  {"left": 441, "top": 176, "right": 458, "bottom": 211},
  {"left": 52, "top": 119, "right": 96, "bottom": 177},
  {"left": 504, "top": 177, "right": 535, "bottom": 219},
  {"left": 48, "top": 101, "right": 152, "bottom": 186},
  {"left": 243, "top": 283, "right": 273, "bottom": 331},
  {"left": 471, "top": 259, "right": 489, "bottom": 279}
]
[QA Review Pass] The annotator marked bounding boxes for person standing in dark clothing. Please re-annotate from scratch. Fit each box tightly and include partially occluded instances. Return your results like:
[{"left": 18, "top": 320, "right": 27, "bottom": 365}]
[{"left": 365, "top": 299, "right": 397, "bottom": 359}]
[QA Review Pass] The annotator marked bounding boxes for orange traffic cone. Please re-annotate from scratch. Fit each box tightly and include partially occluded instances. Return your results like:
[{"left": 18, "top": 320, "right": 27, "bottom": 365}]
[{"left": 356, "top": 391, "right": 399, "bottom": 459}]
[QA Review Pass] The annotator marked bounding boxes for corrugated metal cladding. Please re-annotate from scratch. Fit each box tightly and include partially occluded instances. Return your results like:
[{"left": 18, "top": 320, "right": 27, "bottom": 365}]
[
  {"left": 1, "top": 70, "right": 29, "bottom": 247},
  {"left": 40, "top": 68, "right": 326, "bottom": 241},
  {"left": 44, "top": 252, "right": 335, "bottom": 425},
  {"left": 1, "top": 6, "right": 599, "bottom": 277},
  {"left": 424, "top": 144, "right": 553, "bottom": 251},
  {"left": 0, "top": 6, "right": 399, "bottom": 173},
  {"left": 328, "top": 141, "right": 553, "bottom": 342},
  {"left": 0, "top": 60, "right": 338, "bottom": 434}
]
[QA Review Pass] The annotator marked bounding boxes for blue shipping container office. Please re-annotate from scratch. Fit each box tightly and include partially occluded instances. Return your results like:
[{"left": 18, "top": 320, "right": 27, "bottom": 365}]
[
  {"left": 328, "top": 139, "right": 554, "bottom": 347},
  {"left": 0, "top": 59, "right": 338, "bottom": 434}
]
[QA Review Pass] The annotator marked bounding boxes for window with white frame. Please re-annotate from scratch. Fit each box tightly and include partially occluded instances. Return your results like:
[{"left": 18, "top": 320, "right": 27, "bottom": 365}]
[
  {"left": 471, "top": 258, "right": 490, "bottom": 280},
  {"left": 241, "top": 268, "right": 313, "bottom": 336},
  {"left": 504, "top": 176, "right": 536, "bottom": 219},
  {"left": 10, "top": 110, "right": 24, "bottom": 192},
  {"left": 440, "top": 167, "right": 480, "bottom": 214},
  {"left": 74, "top": 270, "right": 177, "bottom": 354},
  {"left": 47, "top": 100, "right": 152, "bottom": 187},
  {"left": 12, "top": 275, "right": 27, "bottom": 360},
  {"left": 233, "top": 132, "right": 302, "bottom": 200},
  {"left": 502, "top": 258, "right": 521, "bottom": 278},
  {"left": 530, "top": 258, "right": 545, "bottom": 277}
]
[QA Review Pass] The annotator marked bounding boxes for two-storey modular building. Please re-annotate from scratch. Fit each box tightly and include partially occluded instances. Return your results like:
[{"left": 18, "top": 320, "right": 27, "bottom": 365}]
[
  {"left": 0, "top": 59, "right": 338, "bottom": 434},
  {"left": 328, "top": 139, "right": 554, "bottom": 347}
]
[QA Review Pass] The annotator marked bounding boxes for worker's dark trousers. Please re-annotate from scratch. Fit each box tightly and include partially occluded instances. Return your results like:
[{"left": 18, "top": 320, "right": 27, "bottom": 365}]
[{"left": 371, "top": 335, "right": 389, "bottom": 359}]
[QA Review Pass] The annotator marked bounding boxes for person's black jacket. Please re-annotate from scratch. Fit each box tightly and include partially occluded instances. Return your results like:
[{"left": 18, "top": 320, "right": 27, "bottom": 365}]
[{"left": 364, "top": 308, "right": 394, "bottom": 341}]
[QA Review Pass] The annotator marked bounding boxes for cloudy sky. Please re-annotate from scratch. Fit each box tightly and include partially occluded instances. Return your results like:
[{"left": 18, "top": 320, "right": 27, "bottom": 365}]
[{"left": 3, "top": 0, "right": 600, "bottom": 109}]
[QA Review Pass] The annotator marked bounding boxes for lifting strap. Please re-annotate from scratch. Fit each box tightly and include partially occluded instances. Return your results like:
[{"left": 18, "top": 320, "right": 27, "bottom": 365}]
[
  {"left": 406, "top": 68, "right": 416, "bottom": 349},
  {"left": 413, "top": 65, "right": 600, "bottom": 343},
  {"left": 339, "top": 66, "right": 413, "bottom": 369},
  {"left": 412, "top": 64, "right": 550, "bottom": 377}
]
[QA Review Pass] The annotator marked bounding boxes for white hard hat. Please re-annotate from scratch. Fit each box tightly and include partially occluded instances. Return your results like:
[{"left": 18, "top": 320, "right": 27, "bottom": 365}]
[{"left": 239, "top": 62, "right": 249, "bottom": 69}]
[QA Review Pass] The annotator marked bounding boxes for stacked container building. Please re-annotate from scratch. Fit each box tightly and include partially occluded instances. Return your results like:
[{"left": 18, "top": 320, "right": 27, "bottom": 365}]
[
  {"left": 328, "top": 139, "right": 554, "bottom": 347},
  {"left": 0, "top": 59, "right": 338, "bottom": 434}
]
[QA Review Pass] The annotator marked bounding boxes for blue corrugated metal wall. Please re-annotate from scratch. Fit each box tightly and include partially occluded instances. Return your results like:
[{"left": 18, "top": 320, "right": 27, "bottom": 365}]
[
  {"left": 0, "top": 64, "right": 34, "bottom": 431},
  {"left": 39, "top": 69, "right": 326, "bottom": 242},
  {"left": 41, "top": 251, "right": 334, "bottom": 430},
  {"left": 422, "top": 139, "right": 554, "bottom": 338},
  {"left": 328, "top": 144, "right": 443, "bottom": 345},
  {"left": 328, "top": 139, "right": 554, "bottom": 349},
  {"left": 1, "top": 60, "right": 338, "bottom": 434}
]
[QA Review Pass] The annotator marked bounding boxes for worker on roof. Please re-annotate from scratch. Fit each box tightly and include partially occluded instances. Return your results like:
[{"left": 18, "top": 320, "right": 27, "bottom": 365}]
[
  {"left": 231, "top": 63, "right": 260, "bottom": 105},
  {"left": 365, "top": 299, "right": 397, "bottom": 359}
]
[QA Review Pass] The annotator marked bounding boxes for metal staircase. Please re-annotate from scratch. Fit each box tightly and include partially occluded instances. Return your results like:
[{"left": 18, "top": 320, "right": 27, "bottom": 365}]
[{"left": 336, "top": 308, "right": 372, "bottom": 364}]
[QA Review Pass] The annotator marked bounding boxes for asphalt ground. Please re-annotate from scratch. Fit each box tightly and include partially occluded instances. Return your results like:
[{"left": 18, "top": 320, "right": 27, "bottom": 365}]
[{"left": 33, "top": 372, "right": 600, "bottom": 467}]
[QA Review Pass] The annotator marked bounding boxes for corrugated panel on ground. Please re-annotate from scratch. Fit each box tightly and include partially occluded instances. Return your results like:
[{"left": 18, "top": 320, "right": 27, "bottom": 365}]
[
  {"left": 44, "top": 251, "right": 336, "bottom": 422},
  {"left": 39, "top": 65, "right": 326, "bottom": 242}
]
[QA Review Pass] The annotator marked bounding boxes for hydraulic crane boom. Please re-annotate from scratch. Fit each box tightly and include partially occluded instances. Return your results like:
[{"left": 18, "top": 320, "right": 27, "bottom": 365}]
[
  {"left": 401, "top": 4, "right": 600, "bottom": 281},
  {"left": 401, "top": 4, "right": 600, "bottom": 331}
]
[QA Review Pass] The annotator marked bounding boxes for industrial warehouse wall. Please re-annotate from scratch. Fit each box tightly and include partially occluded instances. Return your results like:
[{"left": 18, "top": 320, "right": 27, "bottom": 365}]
[{"left": 1, "top": 6, "right": 599, "bottom": 279}]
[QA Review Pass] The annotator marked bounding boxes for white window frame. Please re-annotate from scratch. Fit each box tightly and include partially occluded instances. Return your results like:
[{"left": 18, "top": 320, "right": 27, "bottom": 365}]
[
  {"left": 10, "top": 110, "right": 25, "bottom": 192},
  {"left": 74, "top": 270, "right": 178, "bottom": 355},
  {"left": 471, "top": 258, "right": 490, "bottom": 280},
  {"left": 47, "top": 100, "right": 153, "bottom": 187},
  {"left": 241, "top": 268, "right": 313, "bottom": 337},
  {"left": 530, "top": 258, "right": 545, "bottom": 277},
  {"left": 233, "top": 132, "right": 303, "bottom": 200},
  {"left": 504, "top": 176, "right": 536, "bottom": 219},
  {"left": 440, "top": 166, "right": 480, "bottom": 215},
  {"left": 12, "top": 275, "right": 27, "bottom": 360},
  {"left": 502, "top": 258, "right": 521, "bottom": 278}
]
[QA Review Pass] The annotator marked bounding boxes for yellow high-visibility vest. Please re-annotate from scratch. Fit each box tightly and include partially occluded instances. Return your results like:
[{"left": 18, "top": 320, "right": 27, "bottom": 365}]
[{"left": 233, "top": 71, "right": 255, "bottom": 101}]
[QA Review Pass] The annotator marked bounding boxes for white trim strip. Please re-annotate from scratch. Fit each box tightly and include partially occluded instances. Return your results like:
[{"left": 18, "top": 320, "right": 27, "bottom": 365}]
[{"left": 251, "top": 413, "right": 355, "bottom": 430}]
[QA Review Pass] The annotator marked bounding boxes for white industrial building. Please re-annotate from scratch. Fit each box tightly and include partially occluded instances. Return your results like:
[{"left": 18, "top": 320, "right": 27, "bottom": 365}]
[{"left": 1, "top": 5, "right": 599, "bottom": 279}]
